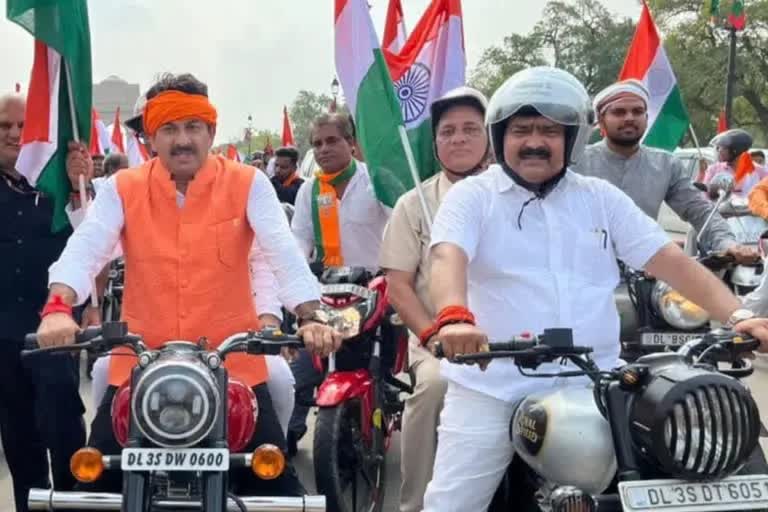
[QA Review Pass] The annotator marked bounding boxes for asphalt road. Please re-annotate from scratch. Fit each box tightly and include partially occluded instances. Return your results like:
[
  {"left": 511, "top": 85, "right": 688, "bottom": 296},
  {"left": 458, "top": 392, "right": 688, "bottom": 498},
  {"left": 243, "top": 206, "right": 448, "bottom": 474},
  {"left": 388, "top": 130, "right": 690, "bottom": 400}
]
[{"left": 0, "top": 206, "right": 742, "bottom": 511}]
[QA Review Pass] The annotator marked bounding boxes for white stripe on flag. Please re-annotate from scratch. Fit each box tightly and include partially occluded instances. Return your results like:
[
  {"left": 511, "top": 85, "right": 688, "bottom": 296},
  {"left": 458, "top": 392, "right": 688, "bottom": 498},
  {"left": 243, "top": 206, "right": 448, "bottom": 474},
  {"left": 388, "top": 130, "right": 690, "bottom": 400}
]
[{"left": 16, "top": 48, "right": 61, "bottom": 186}]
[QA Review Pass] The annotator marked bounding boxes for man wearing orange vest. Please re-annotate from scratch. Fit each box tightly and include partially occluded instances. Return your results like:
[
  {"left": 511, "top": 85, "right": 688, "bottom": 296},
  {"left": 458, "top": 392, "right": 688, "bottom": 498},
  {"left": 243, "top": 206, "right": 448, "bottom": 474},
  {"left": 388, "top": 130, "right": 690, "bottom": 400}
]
[{"left": 35, "top": 73, "right": 341, "bottom": 495}]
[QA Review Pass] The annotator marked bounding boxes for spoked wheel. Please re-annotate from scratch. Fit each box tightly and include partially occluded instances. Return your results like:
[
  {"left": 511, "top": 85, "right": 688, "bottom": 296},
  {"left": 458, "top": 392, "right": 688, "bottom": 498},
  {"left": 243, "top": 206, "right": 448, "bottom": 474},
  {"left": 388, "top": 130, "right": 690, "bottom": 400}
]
[{"left": 313, "top": 400, "right": 386, "bottom": 512}]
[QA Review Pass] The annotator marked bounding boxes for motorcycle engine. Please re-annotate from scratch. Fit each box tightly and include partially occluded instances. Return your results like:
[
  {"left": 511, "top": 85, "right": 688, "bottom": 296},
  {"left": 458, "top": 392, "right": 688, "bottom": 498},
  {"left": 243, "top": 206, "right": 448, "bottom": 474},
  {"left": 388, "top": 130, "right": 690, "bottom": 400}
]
[
  {"left": 131, "top": 347, "right": 221, "bottom": 448},
  {"left": 511, "top": 386, "right": 617, "bottom": 495}
]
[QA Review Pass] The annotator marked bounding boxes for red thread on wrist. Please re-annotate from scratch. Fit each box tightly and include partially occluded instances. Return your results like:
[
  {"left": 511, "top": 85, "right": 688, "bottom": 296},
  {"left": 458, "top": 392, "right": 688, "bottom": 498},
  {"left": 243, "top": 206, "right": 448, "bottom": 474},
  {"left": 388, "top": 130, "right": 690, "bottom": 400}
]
[
  {"left": 420, "top": 306, "right": 476, "bottom": 347},
  {"left": 418, "top": 325, "right": 439, "bottom": 346},
  {"left": 40, "top": 295, "right": 73, "bottom": 319}
]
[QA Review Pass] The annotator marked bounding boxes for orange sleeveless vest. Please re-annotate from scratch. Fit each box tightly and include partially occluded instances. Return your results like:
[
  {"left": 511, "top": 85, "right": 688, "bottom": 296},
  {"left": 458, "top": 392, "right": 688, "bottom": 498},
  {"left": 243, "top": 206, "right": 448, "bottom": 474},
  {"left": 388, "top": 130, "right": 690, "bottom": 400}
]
[{"left": 108, "top": 155, "right": 266, "bottom": 387}]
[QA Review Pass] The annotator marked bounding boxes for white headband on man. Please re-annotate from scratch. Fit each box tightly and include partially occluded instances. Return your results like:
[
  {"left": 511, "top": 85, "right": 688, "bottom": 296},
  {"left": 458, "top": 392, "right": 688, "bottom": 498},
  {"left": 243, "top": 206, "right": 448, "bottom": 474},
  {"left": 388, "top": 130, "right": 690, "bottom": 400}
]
[{"left": 593, "top": 79, "right": 650, "bottom": 116}]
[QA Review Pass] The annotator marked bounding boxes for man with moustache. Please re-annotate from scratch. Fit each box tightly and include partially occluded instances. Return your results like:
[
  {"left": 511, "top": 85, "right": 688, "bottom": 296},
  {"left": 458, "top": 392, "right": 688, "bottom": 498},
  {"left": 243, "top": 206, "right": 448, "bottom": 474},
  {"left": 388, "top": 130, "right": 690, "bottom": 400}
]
[{"left": 574, "top": 80, "right": 755, "bottom": 261}]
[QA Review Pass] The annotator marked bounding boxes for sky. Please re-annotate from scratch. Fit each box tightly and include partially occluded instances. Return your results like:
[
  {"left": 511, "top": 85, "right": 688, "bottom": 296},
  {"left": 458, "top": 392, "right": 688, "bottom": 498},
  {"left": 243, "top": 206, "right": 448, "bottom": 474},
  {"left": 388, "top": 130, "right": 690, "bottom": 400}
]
[{"left": 0, "top": 0, "right": 643, "bottom": 144}]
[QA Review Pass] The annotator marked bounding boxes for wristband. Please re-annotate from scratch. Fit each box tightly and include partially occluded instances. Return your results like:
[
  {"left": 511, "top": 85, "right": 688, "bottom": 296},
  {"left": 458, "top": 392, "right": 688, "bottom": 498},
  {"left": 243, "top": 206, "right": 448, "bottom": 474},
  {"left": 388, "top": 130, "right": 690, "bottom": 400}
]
[
  {"left": 420, "top": 306, "right": 476, "bottom": 347},
  {"left": 40, "top": 295, "right": 73, "bottom": 318}
]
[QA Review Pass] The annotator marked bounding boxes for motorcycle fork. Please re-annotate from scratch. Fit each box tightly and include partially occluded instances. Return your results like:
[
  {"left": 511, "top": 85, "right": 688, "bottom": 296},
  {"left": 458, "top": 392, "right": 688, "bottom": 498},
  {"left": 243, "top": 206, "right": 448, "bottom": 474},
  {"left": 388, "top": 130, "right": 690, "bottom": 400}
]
[
  {"left": 604, "top": 382, "right": 643, "bottom": 482},
  {"left": 201, "top": 367, "right": 229, "bottom": 512},
  {"left": 124, "top": 367, "right": 151, "bottom": 511}
]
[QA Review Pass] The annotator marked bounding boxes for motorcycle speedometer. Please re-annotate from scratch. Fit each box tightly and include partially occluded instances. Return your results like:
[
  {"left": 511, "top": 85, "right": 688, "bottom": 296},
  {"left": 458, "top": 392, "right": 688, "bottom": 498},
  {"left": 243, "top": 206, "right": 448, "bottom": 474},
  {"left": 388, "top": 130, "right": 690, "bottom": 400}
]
[{"left": 131, "top": 359, "right": 220, "bottom": 448}]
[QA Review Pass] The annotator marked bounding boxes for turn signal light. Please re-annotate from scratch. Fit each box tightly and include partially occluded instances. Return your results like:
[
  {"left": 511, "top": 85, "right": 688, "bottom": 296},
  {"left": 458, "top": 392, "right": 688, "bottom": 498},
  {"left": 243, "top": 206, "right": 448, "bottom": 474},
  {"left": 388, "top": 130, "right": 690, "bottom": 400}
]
[
  {"left": 70, "top": 448, "right": 105, "bottom": 483},
  {"left": 251, "top": 444, "right": 285, "bottom": 480}
]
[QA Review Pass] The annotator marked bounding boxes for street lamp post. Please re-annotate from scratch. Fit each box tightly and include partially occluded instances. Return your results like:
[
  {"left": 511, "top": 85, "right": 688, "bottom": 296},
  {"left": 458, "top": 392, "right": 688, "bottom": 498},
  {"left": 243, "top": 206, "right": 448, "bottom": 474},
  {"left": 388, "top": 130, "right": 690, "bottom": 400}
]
[
  {"left": 331, "top": 77, "right": 340, "bottom": 112},
  {"left": 247, "top": 114, "right": 253, "bottom": 155}
]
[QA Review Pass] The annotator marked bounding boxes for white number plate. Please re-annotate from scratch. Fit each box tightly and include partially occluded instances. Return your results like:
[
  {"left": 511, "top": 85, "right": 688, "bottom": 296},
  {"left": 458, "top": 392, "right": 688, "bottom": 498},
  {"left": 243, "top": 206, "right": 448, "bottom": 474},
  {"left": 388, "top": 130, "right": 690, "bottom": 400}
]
[
  {"left": 619, "top": 475, "right": 768, "bottom": 511},
  {"left": 640, "top": 332, "right": 699, "bottom": 346},
  {"left": 121, "top": 448, "right": 229, "bottom": 472}
]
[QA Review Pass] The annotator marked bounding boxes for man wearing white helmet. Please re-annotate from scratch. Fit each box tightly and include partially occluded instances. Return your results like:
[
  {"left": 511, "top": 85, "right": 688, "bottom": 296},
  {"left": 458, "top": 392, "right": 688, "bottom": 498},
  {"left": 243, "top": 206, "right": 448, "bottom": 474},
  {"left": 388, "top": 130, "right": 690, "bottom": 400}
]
[
  {"left": 379, "top": 86, "right": 489, "bottom": 512},
  {"left": 574, "top": 80, "right": 755, "bottom": 261},
  {"left": 422, "top": 67, "right": 768, "bottom": 511}
]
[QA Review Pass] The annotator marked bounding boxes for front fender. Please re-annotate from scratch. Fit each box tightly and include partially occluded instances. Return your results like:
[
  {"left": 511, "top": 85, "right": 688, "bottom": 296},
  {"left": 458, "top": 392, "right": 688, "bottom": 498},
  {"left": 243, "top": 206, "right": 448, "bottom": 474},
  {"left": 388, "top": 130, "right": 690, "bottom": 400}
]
[{"left": 315, "top": 369, "right": 372, "bottom": 408}]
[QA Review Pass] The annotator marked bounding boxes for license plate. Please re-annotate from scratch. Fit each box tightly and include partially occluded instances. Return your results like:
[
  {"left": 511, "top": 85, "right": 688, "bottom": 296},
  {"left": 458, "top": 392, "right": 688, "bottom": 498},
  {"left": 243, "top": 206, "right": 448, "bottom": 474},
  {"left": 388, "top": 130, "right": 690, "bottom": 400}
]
[
  {"left": 640, "top": 332, "right": 699, "bottom": 346},
  {"left": 121, "top": 448, "right": 229, "bottom": 472},
  {"left": 619, "top": 475, "right": 768, "bottom": 511}
]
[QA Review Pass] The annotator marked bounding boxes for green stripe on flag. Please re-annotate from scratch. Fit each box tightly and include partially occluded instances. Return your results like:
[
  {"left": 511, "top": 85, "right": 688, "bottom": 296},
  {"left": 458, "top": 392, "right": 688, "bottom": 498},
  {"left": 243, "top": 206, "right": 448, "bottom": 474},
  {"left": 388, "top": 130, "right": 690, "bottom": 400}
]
[
  {"left": 355, "top": 49, "right": 412, "bottom": 208},
  {"left": 644, "top": 86, "right": 689, "bottom": 152},
  {"left": 407, "top": 121, "right": 440, "bottom": 181}
]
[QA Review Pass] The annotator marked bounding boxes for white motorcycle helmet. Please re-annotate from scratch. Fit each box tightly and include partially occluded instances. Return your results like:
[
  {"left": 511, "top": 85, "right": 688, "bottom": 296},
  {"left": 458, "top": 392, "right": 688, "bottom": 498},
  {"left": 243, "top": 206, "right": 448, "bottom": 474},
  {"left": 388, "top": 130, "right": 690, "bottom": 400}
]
[{"left": 486, "top": 67, "right": 593, "bottom": 190}]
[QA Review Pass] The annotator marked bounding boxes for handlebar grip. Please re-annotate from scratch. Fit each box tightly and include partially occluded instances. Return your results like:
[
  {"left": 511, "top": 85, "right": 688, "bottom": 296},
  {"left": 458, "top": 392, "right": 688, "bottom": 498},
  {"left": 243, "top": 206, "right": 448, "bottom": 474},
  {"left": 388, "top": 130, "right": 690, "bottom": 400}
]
[
  {"left": 490, "top": 340, "right": 536, "bottom": 352},
  {"left": 24, "top": 334, "right": 39, "bottom": 350}
]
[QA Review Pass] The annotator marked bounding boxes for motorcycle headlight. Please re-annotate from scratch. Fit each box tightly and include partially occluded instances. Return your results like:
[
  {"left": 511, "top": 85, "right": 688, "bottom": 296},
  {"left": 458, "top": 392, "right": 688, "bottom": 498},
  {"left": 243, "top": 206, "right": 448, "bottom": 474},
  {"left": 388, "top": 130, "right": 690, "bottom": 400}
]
[
  {"left": 329, "top": 306, "right": 363, "bottom": 339},
  {"left": 629, "top": 360, "right": 760, "bottom": 479},
  {"left": 131, "top": 359, "right": 220, "bottom": 448},
  {"left": 651, "top": 281, "right": 709, "bottom": 329}
]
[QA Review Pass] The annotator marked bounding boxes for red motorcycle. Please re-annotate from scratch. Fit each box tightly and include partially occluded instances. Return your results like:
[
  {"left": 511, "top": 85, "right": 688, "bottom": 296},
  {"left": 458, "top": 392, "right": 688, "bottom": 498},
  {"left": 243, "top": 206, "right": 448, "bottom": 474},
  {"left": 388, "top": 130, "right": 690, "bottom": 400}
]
[{"left": 310, "top": 267, "right": 411, "bottom": 512}]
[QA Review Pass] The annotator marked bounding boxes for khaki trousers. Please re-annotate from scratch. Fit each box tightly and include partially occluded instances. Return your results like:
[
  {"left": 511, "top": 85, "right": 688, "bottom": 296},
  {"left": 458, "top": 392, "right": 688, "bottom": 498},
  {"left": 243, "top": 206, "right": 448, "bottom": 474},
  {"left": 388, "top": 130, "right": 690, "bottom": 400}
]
[{"left": 399, "top": 336, "right": 448, "bottom": 512}]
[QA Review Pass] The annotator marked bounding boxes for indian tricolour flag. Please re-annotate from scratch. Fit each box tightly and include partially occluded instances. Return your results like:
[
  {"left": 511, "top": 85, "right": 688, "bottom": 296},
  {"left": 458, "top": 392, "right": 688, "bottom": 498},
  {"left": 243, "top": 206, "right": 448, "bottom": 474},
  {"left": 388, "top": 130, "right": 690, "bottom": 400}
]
[
  {"left": 90, "top": 108, "right": 111, "bottom": 156},
  {"left": 619, "top": 2, "right": 689, "bottom": 151},
  {"left": 384, "top": 0, "right": 465, "bottom": 180},
  {"left": 335, "top": 0, "right": 412, "bottom": 207},
  {"left": 7, "top": 0, "right": 92, "bottom": 231},
  {"left": 382, "top": 0, "right": 407, "bottom": 53}
]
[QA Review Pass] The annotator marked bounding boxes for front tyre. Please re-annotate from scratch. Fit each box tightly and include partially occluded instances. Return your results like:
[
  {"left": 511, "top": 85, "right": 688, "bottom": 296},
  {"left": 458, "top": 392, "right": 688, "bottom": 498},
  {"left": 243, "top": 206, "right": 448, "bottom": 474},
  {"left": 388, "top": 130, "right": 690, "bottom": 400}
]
[{"left": 313, "top": 400, "right": 385, "bottom": 512}]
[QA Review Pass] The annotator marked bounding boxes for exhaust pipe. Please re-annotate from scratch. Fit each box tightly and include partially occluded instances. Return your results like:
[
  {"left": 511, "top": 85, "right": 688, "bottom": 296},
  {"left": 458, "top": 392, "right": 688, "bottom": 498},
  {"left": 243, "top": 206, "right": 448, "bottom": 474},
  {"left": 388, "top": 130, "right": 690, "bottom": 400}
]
[{"left": 28, "top": 489, "right": 326, "bottom": 511}]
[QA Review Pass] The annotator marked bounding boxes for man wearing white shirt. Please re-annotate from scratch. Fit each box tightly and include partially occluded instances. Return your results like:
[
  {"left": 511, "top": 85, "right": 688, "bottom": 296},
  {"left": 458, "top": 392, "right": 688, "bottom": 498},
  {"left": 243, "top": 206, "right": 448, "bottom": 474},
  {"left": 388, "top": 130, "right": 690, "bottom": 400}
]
[
  {"left": 421, "top": 67, "right": 768, "bottom": 512},
  {"left": 291, "top": 113, "right": 390, "bottom": 271}
]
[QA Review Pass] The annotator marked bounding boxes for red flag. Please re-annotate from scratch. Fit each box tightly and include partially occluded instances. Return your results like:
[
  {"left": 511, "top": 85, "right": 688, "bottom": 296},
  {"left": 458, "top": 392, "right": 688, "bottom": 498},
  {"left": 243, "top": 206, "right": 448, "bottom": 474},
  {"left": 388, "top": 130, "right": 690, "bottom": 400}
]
[
  {"left": 717, "top": 109, "right": 728, "bottom": 134},
  {"left": 111, "top": 107, "right": 125, "bottom": 153},
  {"left": 90, "top": 109, "right": 104, "bottom": 155},
  {"left": 734, "top": 151, "right": 756, "bottom": 184},
  {"left": 281, "top": 106, "right": 295, "bottom": 146},
  {"left": 226, "top": 144, "right": 240, "bottom": 162},
  {"left": 264, "top": 137, "right": 274, "bottom": 157}
]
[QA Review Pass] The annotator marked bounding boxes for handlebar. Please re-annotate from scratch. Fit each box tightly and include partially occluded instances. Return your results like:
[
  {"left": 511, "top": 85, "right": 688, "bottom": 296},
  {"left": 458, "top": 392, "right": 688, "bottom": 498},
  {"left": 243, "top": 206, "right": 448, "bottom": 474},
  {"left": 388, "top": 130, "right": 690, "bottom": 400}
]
[
  {"left": 22, "top": 323, "right": 145, "bottom": 358},
  {"left": 218, "top": 328, "right": 305, "bottom": 357}
]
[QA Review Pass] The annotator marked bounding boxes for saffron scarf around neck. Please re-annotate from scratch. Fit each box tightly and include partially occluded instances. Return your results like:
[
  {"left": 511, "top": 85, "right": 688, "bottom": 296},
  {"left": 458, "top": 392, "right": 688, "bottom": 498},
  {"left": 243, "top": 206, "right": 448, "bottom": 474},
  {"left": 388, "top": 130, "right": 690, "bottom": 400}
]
[
  {"left": 282, "top": 172, "right": 300, "bottom": 187},
  {"left": 311, "top": 160, "right": 357, "bottom": 267}
]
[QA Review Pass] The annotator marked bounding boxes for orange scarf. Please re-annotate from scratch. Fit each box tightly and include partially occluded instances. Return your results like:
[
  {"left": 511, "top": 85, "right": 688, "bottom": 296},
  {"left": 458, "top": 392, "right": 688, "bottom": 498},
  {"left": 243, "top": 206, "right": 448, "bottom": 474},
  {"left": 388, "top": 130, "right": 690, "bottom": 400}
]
[
  {"left": 311, "top": 161, "right": 357, "bottom": 267},
  {"left": 282, "top": 172, "right": 300, "bottom": 187},
  {"left": 734, "top": 152, "right": 756, "bottom": 185}
]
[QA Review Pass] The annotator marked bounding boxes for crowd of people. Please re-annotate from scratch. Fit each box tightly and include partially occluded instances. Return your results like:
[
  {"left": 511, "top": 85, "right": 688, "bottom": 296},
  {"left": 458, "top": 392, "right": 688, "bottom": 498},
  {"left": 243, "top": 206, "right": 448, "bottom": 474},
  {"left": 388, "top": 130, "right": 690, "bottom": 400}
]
[{"left": 4, "top": 65, "right": 768, "bottom": 512}]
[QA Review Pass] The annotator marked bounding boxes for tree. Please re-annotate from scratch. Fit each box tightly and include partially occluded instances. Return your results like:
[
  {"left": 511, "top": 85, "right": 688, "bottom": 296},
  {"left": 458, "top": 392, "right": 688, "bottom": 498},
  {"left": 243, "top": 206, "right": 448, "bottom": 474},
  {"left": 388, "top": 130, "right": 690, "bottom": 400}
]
[
  {"left": 469, "top": 0, "right": 635, "bottom": 98},
  {"left": 288, "top": 90, "right": 349, "bottom": 156},
  {"left": 648, "top": 0, "right": 768, "bottom": 145}
]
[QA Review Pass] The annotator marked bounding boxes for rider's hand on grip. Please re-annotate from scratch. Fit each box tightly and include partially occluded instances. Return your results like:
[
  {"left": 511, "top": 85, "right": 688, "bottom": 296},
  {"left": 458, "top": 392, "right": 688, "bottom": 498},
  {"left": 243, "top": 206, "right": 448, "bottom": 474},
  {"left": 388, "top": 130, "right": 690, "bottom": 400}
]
[
  {"left": 37, "top": 312, "right": 81, "bottom": 348},
  {"left": 732, "top": 317, "right": 768, "bottom": 353},
  {"left": 298, "top": 322, "right": 343, "bottom": 358},
  {"left": 435, "top": 323, "right": 490, "bottom": 370}
]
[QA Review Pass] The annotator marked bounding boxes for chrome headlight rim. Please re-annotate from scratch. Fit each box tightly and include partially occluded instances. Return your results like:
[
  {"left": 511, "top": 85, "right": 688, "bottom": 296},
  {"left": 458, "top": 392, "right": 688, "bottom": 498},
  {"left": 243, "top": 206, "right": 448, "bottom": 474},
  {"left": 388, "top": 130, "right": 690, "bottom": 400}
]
[
  {"left": 131, "top": 360, "right": 220, "bottom": 448},
  {"left": 651, "top": 281, "right": 710, "bottom": 330},
  {"left": 629, "top": 369, "right": 760, "bottom": 480}
]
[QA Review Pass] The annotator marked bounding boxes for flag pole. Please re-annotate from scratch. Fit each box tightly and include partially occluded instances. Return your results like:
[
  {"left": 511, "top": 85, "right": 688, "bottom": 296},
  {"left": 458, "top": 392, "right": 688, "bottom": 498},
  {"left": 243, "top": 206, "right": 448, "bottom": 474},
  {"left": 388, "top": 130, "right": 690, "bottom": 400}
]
[
  {"left": 64, "top": 58, "right": 99, "bottom": 309},
  {"left": 397, "top": 125, "right": 433, "bottom": 228},
  {"left": 687, "top": 123, "right": 708, "bottom": 182}
]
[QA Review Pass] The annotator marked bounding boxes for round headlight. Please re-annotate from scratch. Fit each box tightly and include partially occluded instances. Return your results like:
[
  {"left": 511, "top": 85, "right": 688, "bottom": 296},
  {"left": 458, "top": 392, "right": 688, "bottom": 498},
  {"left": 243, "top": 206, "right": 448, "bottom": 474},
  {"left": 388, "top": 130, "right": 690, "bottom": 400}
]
[
  {"left": 629, "top": 360, "right": 760, "bottom": 479},
  {"left": 131, "top": 360, "right": 220, "bottom": 448},
  {"left": 651, "top": 281, "right": 709, "bottom": 330}
]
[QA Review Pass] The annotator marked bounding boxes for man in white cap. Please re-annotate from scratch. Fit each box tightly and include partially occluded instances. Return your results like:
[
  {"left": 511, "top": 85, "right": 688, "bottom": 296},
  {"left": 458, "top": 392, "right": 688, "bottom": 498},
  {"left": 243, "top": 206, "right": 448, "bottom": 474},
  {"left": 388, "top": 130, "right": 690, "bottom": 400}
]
[{"left": 574, "top": 79, "right": 755, "bottom": 261}]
